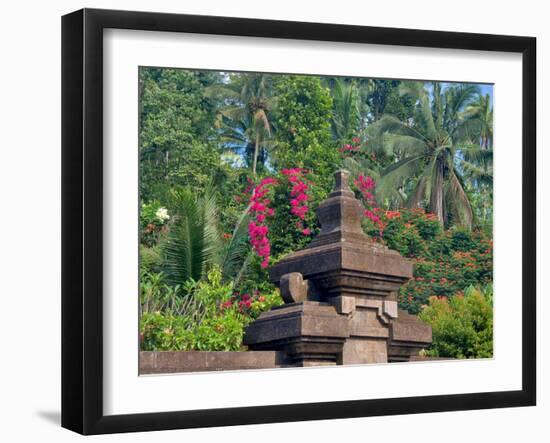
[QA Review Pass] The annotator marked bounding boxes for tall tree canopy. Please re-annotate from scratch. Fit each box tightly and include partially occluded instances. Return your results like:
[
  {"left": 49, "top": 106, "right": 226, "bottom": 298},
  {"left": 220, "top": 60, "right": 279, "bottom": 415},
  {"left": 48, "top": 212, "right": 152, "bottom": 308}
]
[
  {"left": 139, "top": 68, "right": 224, "bottom": 201},
  {"left": 367, "top": 81, "right": 484, "bottom": 228},
  {"left": 205, "top": 73, "right": 276, "bottom": 176},
  {"left": 272, "top": 75, "right": 339, "bottom": 190}
]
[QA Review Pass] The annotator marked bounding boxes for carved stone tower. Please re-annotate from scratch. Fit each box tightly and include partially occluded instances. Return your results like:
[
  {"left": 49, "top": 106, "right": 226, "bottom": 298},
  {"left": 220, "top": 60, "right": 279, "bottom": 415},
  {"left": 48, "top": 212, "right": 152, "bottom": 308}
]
[{"left": 244, "top": 170, "right": 431, "bottom": 365}]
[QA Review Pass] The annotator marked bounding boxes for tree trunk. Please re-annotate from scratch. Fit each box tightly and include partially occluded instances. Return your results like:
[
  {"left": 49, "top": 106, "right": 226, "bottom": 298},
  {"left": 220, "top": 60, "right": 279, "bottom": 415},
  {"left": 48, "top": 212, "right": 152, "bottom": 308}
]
[
  {"left": 430, "top": 161, "right": 445, "bottom": 226},
  {"left": 252, "top": 132, "right": 260, "bottom": 177}
]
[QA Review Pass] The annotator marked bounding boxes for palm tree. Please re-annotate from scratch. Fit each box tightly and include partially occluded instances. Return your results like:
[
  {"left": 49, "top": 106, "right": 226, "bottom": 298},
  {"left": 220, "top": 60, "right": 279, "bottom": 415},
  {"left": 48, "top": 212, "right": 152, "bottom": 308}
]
[
  {"left": 162, "top": 185, "right": 250, "bottom": 285},
  {"left": 330, "top": 78, "right": 360, "bottom": 142},
  {"left": 458, "top": 93, "right": 494, "bottom": 224},
  {"left": 215, "top": 112, "right": 276, "bottom": 175},
  {"left": 367, "top": 81, "right": 483, "bottom": 228},
  {"left": 458, "top": 93, "right": 494, "bottom": 190},
  {"left": 206, "top": 73, "right": 276, "bottom": 176},
  {"left": 460, "top": 93, "right": 493, "bottom": 150}
]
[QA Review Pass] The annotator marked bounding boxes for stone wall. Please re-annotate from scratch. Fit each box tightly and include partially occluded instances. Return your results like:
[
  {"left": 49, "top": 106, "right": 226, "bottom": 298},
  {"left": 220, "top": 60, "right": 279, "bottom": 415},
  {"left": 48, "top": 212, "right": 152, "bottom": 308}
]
[
  {"left": 139, "top": 348, "right": 444, "bottom": 375},
  {"left": 140, "top": 351, "right": 290, "bottom": 374}
]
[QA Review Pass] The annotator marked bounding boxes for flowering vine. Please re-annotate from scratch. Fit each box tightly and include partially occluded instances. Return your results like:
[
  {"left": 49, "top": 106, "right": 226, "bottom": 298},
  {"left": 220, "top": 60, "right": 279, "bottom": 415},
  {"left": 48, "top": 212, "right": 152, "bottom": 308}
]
[
  {"left": 248, "top": 177, "right": 277, "bottom": 268},
  {"left": 245, "top": 168, "right": 314, "bottom": 268},
  {"left": 281, "top": 168, "right": 311, "bottom": 235},
  {"left": 354, "top": 174, "right": 384, "bottom": 237},
  {"left": 339, "top": 136, "right": 362, "bottom": 155}
]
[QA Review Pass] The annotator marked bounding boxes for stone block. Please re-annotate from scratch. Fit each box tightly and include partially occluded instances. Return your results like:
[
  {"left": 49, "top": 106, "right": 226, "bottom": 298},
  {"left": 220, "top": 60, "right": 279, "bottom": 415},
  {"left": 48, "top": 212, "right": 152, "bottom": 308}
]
[
  {"left": 342, "top": 338, "right": 388, "bottom": 364},
  {"left": 388, "top": 310, "right": 433, "bottom": 362},
  {"left": 139, "top": 351, "right": 290, "bottom": 374},
  {"left": 332, "top": 296, "right": 356, "bottom": 314},
  {"left": 243, "top": 301, "right": 350, "bottom": 366}
]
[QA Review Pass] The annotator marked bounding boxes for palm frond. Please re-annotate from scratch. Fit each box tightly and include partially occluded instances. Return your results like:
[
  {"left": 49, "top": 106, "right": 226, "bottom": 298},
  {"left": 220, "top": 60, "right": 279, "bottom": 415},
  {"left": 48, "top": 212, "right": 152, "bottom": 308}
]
[
  {"left": 204, "top": 84, "right": 240, "bottom": 101},
  {"left": 406, "top": 156, "right": 437, "bottom": 209},
  {"left": 331, "top": 78, "right": 360, "bottom": 141},
  {"left": 162, "top": 186, "right": 220, "bottom": 285},
  {"left": 399, "top": 81, "right": 437, "bottom": 140},
  {"left": 367, "top": 115, "right": 428, "bottom": 152},
  {"left": 461, "top": 160, "right": 493, "bottom": 186},
  {"left": 446, "top": 84, "right": 480, "bottom": 121},
  {"left": 219, "top": 106, "right": 247, "bottom": 122},
  {"left": 446, "top": 169, "right": 473, "bottom": 229},
  {"left": 220, "top": 206, "right": 252, "bottom": 282},
  {"left": 458, "top": 144, "right": 493, "bottom": 163},
  {"left": 379, "top": 133, "right": 427, "bottom": 157},
  {"left": 343, "top": 156, "right": 380, "bottom": 180},
  {"left": 378, "top": 154, "right": 424, "bottom": 201}
]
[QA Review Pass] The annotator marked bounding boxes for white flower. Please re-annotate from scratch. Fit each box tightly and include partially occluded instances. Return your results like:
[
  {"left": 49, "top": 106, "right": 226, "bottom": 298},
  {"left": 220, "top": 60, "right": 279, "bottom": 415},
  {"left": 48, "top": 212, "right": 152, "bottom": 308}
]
[{"left": 155, "top": 207, "right": 170, "bottom": 222}]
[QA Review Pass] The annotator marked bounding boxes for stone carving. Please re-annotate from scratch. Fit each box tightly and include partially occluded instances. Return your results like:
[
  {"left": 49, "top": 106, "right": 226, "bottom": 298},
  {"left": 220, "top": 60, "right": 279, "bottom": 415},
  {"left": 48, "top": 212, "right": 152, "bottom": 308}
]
[
  {"left": 279, "top": 272, "right": 309, "bottom": 303},
  {"left": 244, "top": 170, "right": 432, "bottom": 366}
]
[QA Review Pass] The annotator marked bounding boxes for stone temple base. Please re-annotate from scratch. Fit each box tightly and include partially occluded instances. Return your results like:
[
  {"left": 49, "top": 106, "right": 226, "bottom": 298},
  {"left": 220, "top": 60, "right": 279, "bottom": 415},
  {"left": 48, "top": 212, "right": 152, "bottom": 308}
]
[
  {"left": 343, "top": 338, "right": 388, "bottom": 364},
  {"left": 243, "top": 301, "right": 350, "bottom": 366}
]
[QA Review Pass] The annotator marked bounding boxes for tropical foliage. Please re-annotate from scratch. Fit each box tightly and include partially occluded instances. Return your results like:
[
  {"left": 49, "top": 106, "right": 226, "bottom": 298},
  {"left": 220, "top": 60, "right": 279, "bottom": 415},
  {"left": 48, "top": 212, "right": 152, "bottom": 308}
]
[
  {"left": 138, "top": 67, "right": 493, "bottom": 356},
  {"left": 419, "top": 285, "right": 493, "bottom": 359},
  {"left": 140, "top": 266, "right": 282, "bottom": 351}
]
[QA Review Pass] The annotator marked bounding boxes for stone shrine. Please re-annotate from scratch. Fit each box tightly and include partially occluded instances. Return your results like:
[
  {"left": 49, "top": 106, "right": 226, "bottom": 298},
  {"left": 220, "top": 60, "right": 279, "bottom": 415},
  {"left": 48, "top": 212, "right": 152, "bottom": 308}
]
[{"left": 244, "top": 170, "right": 431, "bottom": 366}]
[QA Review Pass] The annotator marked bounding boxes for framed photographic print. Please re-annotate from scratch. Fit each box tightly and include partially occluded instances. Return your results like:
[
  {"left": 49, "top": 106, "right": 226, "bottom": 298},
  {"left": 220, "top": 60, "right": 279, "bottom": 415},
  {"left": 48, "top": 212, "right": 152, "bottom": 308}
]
[{"left": 61, "top": 8, "right": 536, "bottom": 435}]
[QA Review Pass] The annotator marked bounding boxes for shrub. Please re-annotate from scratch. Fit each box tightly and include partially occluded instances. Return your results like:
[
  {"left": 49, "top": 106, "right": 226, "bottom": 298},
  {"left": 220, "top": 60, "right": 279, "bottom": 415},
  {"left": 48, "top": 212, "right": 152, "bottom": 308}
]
[
  {"left": 370, "top": 208, "right": 493, "bottom": 314},
  {"left": 140, "top": 270, "right": 183, "bottom": 315},
  {"left": 140, "top": 201, "right": 170, "bottom": 247},
  {"left": 140, "top": 266, "right": 283, "bottom": 351},
  {"left": 419, "top": 285, "right": 493, "bottom": 359}
]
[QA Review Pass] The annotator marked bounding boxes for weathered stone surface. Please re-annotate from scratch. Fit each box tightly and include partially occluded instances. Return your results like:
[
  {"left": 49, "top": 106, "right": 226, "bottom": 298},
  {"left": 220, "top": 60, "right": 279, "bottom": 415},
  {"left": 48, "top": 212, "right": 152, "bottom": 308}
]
[
  {"left": 139, "top": 351, "right": 289, "bottom": 374},
  {"left": 331, "top": 296, "right": 356, "bottom": 315},
  {"left": 343, "top": 338, "right": 388, "bottom": 364},
  {"left": 243, "top": 301, "right": 349, "bottom": 366},
  {"left": 388, "top": 310, "right": 433, "bottom": 362},
  {"left": 384, "top": 299, "right": 398, "bottom": 319}
]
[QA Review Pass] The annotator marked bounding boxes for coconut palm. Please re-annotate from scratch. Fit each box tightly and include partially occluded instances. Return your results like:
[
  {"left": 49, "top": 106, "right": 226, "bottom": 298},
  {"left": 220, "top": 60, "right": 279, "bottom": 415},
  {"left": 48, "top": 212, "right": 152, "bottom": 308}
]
[
  {"left": 458, "top": 93, "right": 494, "bottom": 190},
  {"left": 460, "top": 93, "right": 493, "bottom": 150},
  {"left": 367, "top": 81, "right": 482, "bottom": 228},
  {"left": 206, "top": 73, "right": 276, "bottom": 176},
  {"left": 458, "top": 93, "right": 494, "bottom": 224},
  {"left": 215, "top": 112, "right": 276, "bottom": 175}
]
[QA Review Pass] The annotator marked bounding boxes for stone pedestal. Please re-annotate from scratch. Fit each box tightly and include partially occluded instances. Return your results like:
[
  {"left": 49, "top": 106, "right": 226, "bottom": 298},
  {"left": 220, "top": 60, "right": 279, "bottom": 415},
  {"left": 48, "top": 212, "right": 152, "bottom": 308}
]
[
  {"left": 243, "top": 301, "right": 349, "bottom": 366},
  {"left": 332, "top": 296, "right": 398, "bottom": 364},
  {"left": 388, "top": 310, "right": 433, "bottom": 362},
  {"left": 244, "top": 170, "right": 431, "bottom": 366}
]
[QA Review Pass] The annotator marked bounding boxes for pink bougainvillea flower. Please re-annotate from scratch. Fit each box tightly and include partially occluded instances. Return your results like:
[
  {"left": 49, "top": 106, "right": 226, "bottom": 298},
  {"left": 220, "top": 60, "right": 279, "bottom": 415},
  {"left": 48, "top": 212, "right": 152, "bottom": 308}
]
[
  {"left": 355, "top": 174, "right": 384, "bottom": 237},
  {"left": 248, "top": 178, "right": 277, "bottom": 267}
]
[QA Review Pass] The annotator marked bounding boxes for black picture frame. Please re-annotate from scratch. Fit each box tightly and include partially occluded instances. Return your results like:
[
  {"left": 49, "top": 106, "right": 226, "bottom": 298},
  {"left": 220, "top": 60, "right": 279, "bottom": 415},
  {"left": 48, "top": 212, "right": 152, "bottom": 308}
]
[{"left": 61, "top": 8, "right": 536, "bottom": 435}]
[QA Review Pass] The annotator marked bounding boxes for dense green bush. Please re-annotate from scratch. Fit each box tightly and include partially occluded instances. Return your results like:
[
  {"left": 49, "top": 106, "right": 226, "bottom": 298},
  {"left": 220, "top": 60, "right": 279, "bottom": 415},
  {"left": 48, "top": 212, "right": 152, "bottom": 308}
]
[
  {"left": 419, "top": 285, "right": 493, "bottom": 359},
  {"left": 140, "top": 266, "right": 283, "bottom": 351},
  {"left": 365, "top": 208, "right": 493, "bottom": 314},
  {"left": 272, "top": 75, "right": 341, "bottom": 191}
]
